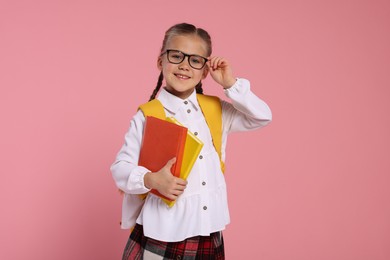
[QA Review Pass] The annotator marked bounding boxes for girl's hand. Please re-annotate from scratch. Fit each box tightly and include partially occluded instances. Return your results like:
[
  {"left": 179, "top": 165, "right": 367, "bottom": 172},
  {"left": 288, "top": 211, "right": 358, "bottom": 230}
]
[
  {"left": 207, "top": 56, "right": 237, "bottom": 89},
  {"left": 144, "top": 158, "right": 187, "bottom": 200}
]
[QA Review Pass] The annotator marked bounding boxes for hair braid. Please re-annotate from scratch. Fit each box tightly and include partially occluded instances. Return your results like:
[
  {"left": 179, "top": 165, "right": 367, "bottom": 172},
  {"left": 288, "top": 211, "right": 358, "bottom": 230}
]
[
  {"left": 149, "top": 72, "right": 164, "bottom": 101},
  {"left": 195, "top": 81, "right": 204, "bottom": 95}
]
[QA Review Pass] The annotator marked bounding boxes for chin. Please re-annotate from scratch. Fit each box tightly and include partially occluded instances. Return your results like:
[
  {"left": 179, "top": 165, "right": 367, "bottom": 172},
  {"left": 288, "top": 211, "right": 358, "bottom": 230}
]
[{"left": 167, "top": 86, "right": 195, "bottom": 99}]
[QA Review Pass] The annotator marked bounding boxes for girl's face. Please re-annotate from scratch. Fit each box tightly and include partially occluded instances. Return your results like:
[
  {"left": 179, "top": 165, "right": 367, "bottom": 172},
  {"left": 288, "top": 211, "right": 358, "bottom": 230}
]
[{"left": 158, "top": 35, "right": 209, "bottom": 99}]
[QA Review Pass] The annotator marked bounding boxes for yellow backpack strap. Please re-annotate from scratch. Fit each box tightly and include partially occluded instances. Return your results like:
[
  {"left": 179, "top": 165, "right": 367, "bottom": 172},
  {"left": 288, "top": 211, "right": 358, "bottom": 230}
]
[
  {"left": 196, "top": 94, "right": 225, "bottom": 173},
  {"left": 138, "top": 99, "right": 166, "bottom": 119}
]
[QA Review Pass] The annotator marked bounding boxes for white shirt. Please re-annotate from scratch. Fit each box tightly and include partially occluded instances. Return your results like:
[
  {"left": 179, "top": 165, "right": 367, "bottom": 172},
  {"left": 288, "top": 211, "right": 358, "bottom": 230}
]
[{"left": 111, "top": 78, "right": 272, "bottom": 242}]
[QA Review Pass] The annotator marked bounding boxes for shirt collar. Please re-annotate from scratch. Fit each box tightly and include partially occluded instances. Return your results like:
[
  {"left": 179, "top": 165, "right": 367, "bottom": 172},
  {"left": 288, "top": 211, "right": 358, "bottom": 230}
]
[{"left": 158, "top": 88, "right": 200, "bottom": 115}]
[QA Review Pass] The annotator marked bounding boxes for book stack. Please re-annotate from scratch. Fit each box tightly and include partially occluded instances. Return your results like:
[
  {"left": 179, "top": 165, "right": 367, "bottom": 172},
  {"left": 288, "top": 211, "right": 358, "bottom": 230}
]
[{"left": 138, "top": 116, "right": 203, "bottom": 207}]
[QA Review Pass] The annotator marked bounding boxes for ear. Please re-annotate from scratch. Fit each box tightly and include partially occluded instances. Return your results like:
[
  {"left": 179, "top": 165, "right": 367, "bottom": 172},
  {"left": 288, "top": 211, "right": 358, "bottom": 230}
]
[
  {"left": 157, "top": 57, "right": 163, "bottom": 70},
  {"left": 202, "top": 66, "right": 209, "bottom": 79}
]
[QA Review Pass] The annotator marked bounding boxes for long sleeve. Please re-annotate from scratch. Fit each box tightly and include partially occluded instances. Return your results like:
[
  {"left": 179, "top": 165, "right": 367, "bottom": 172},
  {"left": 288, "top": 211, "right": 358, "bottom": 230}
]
[
  {"left": 110, "top": 110, "right": 151, "bottom": 194},
  {"left": 222, "top": 78, "right": 272, "bottom": 133}
]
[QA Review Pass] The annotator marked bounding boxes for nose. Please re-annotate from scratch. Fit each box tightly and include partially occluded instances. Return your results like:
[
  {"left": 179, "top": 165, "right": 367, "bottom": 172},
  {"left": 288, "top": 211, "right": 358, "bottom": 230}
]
[{"left": 178, "top": 56, "right": 190, "bottom": 70}]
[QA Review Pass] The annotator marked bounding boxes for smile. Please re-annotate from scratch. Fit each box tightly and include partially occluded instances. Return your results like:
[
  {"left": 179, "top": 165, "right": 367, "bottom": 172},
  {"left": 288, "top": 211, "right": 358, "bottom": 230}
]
[{"left": 175, "top": 73, "right": 190, "bottom": 80}]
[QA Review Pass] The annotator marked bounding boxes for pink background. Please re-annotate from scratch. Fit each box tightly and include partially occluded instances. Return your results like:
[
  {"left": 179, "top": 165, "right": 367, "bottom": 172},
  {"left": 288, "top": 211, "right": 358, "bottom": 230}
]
[{"left": 1, "top": 0, "right": 389, "bottom": 259}]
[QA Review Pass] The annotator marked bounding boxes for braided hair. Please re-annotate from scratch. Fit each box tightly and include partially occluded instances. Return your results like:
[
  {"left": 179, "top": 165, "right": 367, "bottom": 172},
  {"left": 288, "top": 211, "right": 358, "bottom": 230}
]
[{"left": 149, "top": 23, "right": 212, "bottom": 101}]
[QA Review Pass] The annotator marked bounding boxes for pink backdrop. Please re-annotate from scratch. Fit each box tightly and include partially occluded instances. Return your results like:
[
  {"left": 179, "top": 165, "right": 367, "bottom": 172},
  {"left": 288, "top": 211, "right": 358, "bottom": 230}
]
[{"left": 1, "top": 1, "right": 389, "bottom": 259}]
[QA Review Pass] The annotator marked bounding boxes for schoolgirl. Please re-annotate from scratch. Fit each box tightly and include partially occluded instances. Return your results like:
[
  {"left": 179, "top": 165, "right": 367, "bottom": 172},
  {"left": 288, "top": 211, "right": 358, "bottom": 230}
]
[{"left": 111, "top": 23, "right": 272, "bottom": 259}]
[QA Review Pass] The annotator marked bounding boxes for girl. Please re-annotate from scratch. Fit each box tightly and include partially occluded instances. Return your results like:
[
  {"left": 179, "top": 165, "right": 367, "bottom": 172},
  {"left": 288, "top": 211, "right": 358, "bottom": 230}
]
[{"left": 111, "top": 23, "right": 272, "bottom": 259}]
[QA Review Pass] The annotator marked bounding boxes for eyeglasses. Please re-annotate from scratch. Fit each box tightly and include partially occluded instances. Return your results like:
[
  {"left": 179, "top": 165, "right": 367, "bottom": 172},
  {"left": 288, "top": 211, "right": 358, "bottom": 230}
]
[{"left": 161, "top": 49, "right": 208, "bottom": 70}]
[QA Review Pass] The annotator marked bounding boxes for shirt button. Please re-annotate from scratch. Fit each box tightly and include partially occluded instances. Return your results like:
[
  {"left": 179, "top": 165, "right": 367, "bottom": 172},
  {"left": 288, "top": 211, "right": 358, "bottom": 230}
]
[
  {"left": 184, "top": 101, "right": 188, "bottom": 105},
  {"left": 203, "top": 206, "right": 207, "bottom": 210},
  {"left": 199, "top": 155, "right": 203, "bottom": 159},
  {"left": 202, "top": 181, "right": 206, "bottom": 186},
  {"left": 194, "top": 132, "right": 198, "bottom": 136},
  {"left": 187, "top": 109, "right": 191, "bottom": 113}
]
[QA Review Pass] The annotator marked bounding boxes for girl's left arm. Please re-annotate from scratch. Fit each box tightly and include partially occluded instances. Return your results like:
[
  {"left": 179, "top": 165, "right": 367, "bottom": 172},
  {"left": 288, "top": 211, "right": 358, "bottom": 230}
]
[
  {"left": 222, "top": 78, "right": 272, "bottom": 133},
  {"left": 207, "top": 56, "right": 272, "bottom": 132}
]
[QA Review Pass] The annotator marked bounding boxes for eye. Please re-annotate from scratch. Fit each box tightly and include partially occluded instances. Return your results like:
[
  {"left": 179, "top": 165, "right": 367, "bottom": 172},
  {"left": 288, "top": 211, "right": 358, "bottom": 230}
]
[
  {"left": 169, "top": 51, "right": 184, "bottom": 61},
  {"left": 190, "top": 56, "right": 202, "bottom": 64}
]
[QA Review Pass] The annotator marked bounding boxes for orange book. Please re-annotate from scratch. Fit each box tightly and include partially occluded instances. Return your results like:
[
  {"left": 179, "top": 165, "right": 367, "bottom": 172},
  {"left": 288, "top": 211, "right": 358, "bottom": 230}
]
[{"left": 138, "top": 116, "right": 187, "bottom": 202}]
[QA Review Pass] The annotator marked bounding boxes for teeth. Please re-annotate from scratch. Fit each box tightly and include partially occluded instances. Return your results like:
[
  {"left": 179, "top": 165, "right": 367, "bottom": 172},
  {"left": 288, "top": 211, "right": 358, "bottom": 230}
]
[{"left": 176, "top": 74, "right": 189, "bottom": 79}]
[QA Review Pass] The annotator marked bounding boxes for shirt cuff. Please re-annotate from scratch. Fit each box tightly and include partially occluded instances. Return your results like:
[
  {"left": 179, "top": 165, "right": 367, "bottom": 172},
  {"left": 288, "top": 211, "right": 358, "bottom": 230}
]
[
  {"left": 224, "top": 78, "right": 250, "bottom": 97},
  {"left": 126, "top": 166, "right": 151, "bottom": 194}
]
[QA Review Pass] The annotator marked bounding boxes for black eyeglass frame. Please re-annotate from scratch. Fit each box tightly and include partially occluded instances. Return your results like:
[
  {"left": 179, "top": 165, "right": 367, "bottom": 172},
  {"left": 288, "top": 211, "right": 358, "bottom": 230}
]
[{"left": 161, "top": 49, "right": 209, "bottom": 70}]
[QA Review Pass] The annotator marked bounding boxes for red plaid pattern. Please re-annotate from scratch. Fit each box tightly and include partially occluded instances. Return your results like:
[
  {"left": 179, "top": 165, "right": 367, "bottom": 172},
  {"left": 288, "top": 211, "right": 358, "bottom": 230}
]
[{"left": 122, "top": 224, "right": 225, "bottom": 260}]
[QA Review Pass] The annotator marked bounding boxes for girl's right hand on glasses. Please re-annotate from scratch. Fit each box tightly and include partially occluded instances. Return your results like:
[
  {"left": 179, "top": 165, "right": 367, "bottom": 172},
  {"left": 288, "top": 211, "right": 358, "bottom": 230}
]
[
  {"left": 207, "top": 56, "right": 236, "bottom": 89},
  {"left": 144, "top": 157, "right": 188, "bottom": 200}
]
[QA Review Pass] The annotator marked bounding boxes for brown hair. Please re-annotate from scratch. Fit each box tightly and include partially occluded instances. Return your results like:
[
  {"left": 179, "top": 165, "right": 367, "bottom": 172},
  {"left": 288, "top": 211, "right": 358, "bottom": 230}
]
[{"left": 149, "top": 23, "right": 212, "bottom": 101}]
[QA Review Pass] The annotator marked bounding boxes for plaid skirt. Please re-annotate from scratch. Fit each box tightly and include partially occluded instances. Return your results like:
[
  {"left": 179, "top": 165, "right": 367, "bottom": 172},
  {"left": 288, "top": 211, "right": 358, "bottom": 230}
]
[{"left": 122, "top": 224, "right": 225, "bottom": 260}]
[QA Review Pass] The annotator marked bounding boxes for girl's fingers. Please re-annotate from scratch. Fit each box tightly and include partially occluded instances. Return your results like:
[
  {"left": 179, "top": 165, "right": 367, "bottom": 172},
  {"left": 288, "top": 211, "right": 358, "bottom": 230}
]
[
  {"left": 209, "top": 57, "right": 228, "bottom": 70},
  {"left": 165, "top": 157, "right": 176, "bottom": 167},
  {"left": 208, "top": 56, "right": 217, "bottom": 69},
  {"left": 173, "top": 187, "right": 185, "bottom": 195},
  {"left": 174, "top": 179, "right": 187, "bottom": 192},
  {"left": 213, "top": 57, "right": 222, "bottom": 69},
  {"left": 175, "top": 178, "right": 187, "bottom": 186}
]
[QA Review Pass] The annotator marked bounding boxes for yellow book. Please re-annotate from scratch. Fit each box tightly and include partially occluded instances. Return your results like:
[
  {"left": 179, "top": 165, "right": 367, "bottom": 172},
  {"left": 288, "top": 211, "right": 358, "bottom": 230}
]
[{"left": 163, "top": 117, "right": 204, "bottom": 207}]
